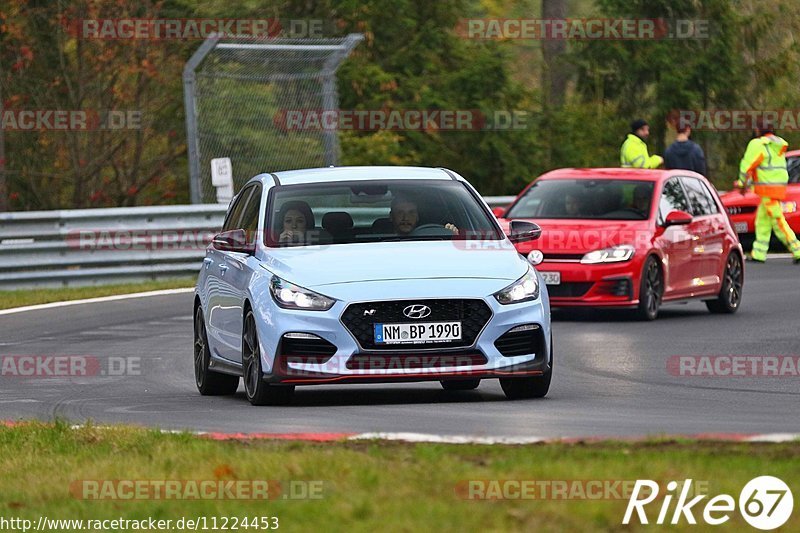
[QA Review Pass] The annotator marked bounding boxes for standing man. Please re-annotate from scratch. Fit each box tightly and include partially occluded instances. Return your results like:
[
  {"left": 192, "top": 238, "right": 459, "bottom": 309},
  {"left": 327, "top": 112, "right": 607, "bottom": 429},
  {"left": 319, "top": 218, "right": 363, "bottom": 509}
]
[
  {"left": 664, "top": 124, "right": 706, "bottom": 175},
  {"left": 620, "top": 119, "right": 663, "bottom": 169},
  {"left": 737, "top": 119, "right": 800, "bottom": 263}
]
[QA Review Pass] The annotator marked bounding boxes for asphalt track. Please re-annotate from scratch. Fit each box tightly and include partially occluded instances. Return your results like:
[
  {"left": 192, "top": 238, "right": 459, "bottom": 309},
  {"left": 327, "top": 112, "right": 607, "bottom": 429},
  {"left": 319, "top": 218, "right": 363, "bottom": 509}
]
[{"left": 1, "top": 260, "right": 798, "bottom": 438}]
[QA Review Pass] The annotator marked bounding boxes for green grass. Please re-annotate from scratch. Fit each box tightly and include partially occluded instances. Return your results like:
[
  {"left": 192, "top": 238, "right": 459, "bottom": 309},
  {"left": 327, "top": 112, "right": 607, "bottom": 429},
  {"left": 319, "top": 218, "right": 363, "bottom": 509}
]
[
  {"left": 0, "top": 422, "right": 797, "bottom": 532},
  {"left": 0, "top": 278, "right": 195, "bottom": 310}
]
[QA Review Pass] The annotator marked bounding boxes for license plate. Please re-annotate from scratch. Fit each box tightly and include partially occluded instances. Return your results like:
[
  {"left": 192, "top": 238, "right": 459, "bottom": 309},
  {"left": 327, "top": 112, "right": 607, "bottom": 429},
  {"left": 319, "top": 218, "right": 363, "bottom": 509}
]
[
  {"left": 734, "top": 222, "right": 748, "bottom": 233},
  {"left": 374, "top": 322, "right": 461, "bottom": 344},
  {"left": 540, "top": 271, "right": 561, "bottom": 285}
]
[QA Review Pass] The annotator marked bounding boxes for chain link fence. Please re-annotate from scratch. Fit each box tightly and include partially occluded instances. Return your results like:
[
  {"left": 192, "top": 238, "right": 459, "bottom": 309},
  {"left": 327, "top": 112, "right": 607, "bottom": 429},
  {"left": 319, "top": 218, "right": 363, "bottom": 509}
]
[{"left": 183, "top": 34, "right": 363, "bottom": 203}]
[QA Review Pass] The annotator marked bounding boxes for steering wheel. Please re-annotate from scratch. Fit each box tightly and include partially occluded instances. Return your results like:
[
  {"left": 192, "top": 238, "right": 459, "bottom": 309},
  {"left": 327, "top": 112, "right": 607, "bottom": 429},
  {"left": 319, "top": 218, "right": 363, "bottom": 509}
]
[{"left": 409, "top": 223, "right": 453, "bottom": 236}]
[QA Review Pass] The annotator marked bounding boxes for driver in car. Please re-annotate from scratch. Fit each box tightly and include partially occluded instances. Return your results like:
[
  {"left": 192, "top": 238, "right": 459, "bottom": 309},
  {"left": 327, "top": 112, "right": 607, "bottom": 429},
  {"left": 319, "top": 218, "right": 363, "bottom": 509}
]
[
  {"left": 390, "top": 196, "right": 458, "bottom": 235},
  {"left": 631, "top": 184, "right": 652, "bottom": 216}
]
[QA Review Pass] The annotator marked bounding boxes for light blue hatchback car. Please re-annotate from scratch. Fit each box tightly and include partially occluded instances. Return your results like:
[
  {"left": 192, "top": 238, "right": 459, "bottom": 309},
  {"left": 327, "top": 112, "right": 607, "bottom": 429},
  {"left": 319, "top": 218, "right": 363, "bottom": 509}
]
[{"left": 193, "top": 166, "right": 552, "bottom": 405}]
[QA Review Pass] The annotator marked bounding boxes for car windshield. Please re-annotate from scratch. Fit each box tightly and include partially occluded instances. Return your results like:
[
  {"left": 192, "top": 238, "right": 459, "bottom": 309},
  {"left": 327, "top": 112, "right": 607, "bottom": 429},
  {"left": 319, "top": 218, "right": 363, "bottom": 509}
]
[
  {"left": 505, "top": 179, "right": 656, "bottom": 220},
  {"left": 264, "top": 179, "right": 503, "bottom": 247}
]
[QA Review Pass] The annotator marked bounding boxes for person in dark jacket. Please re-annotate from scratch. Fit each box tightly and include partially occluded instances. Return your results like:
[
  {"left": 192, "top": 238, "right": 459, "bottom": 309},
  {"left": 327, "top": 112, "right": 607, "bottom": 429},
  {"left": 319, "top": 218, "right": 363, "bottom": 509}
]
[{"left": 664, "top": 124, "right": 706, "bottom": 175}]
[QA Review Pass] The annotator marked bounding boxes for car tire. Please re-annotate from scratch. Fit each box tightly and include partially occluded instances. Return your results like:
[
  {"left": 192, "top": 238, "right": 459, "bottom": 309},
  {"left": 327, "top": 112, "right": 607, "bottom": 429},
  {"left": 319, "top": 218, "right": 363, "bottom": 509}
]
[
  {"left": 242, "top": 309, "right": 294, "bottom": 406},
  {"left": 440, "top": 379, "right": 480, "bottom": 391},
  {"left": 636, "top": 256, "right": 663, "bottom": 321},
  {"left": 194, "top": 305, "right": 239, "bottom": 395},
  {"left": 706, "top": 252, "right": 743, "bottom": 314},
  {"left": 500, "top": 334, "right": 552, "bottom": 400}
]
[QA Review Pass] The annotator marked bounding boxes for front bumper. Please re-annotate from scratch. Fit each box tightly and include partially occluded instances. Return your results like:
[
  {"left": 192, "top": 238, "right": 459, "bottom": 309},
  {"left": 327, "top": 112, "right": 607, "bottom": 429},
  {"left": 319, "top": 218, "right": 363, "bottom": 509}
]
[
  {"left": 251, "top": 287, "right": 551, "bottom": 385},
  {"left": 535, "top": 260, "right": 641, "bottom": 308}
]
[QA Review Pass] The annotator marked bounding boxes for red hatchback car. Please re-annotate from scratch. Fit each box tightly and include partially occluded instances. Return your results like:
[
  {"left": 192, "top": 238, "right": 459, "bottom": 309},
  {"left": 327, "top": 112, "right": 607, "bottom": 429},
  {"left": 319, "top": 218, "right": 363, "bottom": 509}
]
[
  {"left": 719, "top": 149, "right": 800, "bottom": 250},
  {"left": 495, "top": 168, "right": 744, "bottom": 320}
]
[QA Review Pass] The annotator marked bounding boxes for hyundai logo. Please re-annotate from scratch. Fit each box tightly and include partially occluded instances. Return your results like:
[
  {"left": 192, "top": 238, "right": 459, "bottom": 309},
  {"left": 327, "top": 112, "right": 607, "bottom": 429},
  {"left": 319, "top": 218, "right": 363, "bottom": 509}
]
[{"left": 403, "top": 304, "right": 432, "bottom": 320}]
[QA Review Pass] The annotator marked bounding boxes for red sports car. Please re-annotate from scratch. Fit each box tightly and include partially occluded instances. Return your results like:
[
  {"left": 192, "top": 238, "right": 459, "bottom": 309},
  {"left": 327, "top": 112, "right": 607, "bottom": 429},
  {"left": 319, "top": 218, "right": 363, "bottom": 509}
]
[
  {"left": 719, "top": 149, "right": 800, "bottom": 251},
  {"left": 495, "top": 168, "right": 744, "bottom": 320}
]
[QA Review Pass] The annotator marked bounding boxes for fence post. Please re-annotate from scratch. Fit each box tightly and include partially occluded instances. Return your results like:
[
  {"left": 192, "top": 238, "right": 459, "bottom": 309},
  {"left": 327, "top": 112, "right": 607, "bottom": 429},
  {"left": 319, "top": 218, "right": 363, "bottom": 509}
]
[{"left": 183, "top": 36, "right": 221, "bottom": 204}]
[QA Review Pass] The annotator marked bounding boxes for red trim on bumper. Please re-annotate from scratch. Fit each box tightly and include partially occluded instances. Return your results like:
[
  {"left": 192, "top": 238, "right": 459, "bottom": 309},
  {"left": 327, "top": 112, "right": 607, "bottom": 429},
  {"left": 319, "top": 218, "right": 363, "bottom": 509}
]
[{"left": 277, "top": 369, "right": 544, "bottom": 385}]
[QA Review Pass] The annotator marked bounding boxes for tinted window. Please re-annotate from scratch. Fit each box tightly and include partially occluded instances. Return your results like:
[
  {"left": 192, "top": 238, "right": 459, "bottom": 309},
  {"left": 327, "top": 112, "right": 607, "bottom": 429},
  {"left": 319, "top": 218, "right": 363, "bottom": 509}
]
[
  {"left": 659, "top": 179, "right": 690, "bottom": 222},
  {"left": 505, "top": 179, "right": 655, "bottom": 220},
  {"left": 788, "top": 156, "right": 800, "bottom": 184},
  {"left": 698, "top": 179, "right": 720, "bottom": 213},
  {"left": 222, "top": 187, "right": 254, "bottom": 231},
  {"left": 239, "top": 186, "right": 262, "bottom": 243},
  {"left": 265, "top": 180, "right": 502, "bottom": 247},
  {"left": 682, "top": 177, "right": 717, "bottom": 216}
]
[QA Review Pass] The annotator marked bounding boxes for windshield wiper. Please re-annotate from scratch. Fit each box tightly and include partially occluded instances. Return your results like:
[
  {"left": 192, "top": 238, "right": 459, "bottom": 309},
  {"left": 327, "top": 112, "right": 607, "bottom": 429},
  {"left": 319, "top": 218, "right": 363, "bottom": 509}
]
[{"left": 379, "top": 235, "right": 452, "bottom": 242}]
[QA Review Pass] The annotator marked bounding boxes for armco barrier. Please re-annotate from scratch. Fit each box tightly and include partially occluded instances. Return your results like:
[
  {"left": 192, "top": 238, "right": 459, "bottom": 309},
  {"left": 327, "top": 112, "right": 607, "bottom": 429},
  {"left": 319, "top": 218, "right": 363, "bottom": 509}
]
[{"left": 0, "top": 197, "right": 516, "bottom": 289}]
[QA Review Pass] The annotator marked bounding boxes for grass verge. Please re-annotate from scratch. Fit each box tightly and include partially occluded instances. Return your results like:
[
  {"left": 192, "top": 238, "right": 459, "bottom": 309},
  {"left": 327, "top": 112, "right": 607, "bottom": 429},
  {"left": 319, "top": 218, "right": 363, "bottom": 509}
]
[
  {"left": 0, "top": 422, "right": 797, "bottom": 532},
  {"left": 0, "top": 278, "right": 195, "bottom": 310}
]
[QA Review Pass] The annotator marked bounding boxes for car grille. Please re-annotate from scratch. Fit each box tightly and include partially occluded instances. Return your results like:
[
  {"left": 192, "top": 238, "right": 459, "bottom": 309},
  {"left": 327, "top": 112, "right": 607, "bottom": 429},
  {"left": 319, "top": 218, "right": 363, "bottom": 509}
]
[
  {"left": 346, "top": 352, "right": 488, "bottom": 370},
  {"left": 542, "top": 253, "right": 584, "bottom": 262},
  {"left": 726, "top": 206, "right": 757, "bottom": 215},
  {"left": 341, "top": 299, "right": 492, "bottom": 350},
  {"left": 546, "top": 282, "right": 593, "bottom": 298},
  {"left": 494, "top": 325, "right": 546, "bottom": 357}
]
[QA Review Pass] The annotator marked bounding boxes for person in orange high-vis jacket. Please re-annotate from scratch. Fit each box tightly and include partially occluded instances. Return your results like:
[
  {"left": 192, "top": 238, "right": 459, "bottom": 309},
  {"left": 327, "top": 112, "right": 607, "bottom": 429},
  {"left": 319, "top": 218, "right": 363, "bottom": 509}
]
[{"left": 736, "top": 120, "right": 800, "bottom": 263}]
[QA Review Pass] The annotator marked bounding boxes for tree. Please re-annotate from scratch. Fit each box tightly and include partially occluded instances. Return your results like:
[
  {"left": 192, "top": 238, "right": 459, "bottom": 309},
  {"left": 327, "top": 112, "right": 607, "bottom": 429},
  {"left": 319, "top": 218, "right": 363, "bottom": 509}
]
[{"left": 1, "top": 0, "right": 188, "bottom": 209}]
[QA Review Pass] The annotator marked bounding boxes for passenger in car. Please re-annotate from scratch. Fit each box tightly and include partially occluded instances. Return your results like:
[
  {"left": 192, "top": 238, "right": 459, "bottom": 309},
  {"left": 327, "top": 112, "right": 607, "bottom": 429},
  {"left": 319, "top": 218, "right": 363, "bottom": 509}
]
[
  {"left": 276, "top": 200, "right": 315, "bottom": 244},
  {"left": 631, "top": 184, "right": 652, "bottom": 215}
]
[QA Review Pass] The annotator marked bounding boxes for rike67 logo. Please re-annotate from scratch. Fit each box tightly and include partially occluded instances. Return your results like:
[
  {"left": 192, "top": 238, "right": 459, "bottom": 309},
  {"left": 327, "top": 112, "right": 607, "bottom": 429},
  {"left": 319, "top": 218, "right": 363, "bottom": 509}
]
[{"left": 623, "top": 476, "right": 793, "bottom": 530}]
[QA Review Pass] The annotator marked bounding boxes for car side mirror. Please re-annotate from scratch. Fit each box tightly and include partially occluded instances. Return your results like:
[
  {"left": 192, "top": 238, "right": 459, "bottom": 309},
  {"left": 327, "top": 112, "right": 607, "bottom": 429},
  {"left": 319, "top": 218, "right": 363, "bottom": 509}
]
[
  {"left": 491, "top": 206, "right": 506, "bottom": 218},
  {"left": 508, "top": 220, "right": 542, "bottom": 243},
  {"left": 663, "top": 210, "right": 693, "bottom": 227},
  {"left": 212, "top": 229, "right": 255, "bottom": 254}
]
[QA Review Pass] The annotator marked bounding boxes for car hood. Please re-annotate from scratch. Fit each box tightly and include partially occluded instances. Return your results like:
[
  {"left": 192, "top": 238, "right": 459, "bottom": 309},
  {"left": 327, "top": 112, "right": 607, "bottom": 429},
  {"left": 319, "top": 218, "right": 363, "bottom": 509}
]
[
  {"left": 258, "top": 240, "right": 528, "bottom": 288},
  {"left": 498, "top": 218, "right": 652, "bottom": 254}
]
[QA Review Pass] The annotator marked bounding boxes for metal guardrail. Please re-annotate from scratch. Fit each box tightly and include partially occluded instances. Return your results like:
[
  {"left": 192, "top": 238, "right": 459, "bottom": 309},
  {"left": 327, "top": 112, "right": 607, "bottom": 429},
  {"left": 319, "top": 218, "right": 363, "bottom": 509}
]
[{"left": 0, "top": 197, "right": 516, "bottom": 289}]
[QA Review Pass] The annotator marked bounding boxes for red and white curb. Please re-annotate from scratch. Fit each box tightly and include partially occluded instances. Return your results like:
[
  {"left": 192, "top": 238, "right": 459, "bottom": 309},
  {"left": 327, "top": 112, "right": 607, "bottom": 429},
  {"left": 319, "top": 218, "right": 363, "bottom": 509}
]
[
  {"left": 2, "top": 422, "right": 798, "bottom": 444},
  {"left": 0, "top": 287, "right": 195, "bottom": 316}
]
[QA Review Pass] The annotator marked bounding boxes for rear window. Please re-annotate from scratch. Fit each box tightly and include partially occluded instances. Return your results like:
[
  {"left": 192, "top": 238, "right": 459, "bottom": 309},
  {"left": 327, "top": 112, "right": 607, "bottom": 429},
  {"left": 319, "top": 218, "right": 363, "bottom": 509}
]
[
  {"left": 505, "top": 179, "right": 656, "bottom": 220},
  {"left": 264, "top": 179, "right": 503, "bottom": 247}
]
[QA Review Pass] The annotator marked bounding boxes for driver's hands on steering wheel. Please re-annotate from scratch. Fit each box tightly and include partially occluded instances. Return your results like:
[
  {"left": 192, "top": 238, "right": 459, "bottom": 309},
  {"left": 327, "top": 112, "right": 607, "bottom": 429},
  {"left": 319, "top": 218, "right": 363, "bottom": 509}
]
[{"left": 444, "top": 223, "right": 459, "bottom": 234}]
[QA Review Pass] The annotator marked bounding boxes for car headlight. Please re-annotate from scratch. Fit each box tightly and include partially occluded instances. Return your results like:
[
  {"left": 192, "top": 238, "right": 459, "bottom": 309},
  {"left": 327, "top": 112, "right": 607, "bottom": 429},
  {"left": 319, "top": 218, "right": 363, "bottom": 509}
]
[
  {"left": 581, "top": 245, "right": 635, "bottom": 264},
  {"left": 494, "top": 266, "right": 540, "bottom": 304},
  {"left": 269, "top": 275, "right": 335, "bottom": 311},
  {"left": 782, "top": 201, "right": 797, "bottom": 214}
]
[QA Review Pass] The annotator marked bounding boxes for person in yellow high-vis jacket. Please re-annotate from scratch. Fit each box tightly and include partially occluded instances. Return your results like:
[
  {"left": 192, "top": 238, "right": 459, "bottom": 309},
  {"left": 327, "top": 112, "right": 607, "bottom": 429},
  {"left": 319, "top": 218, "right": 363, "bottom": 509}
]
[
  {"left": 620, "top": 119, "right": 664, "bottom": 169},
  {"left": 736, "top": 120, "right": 800, "bottom": 263}
]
